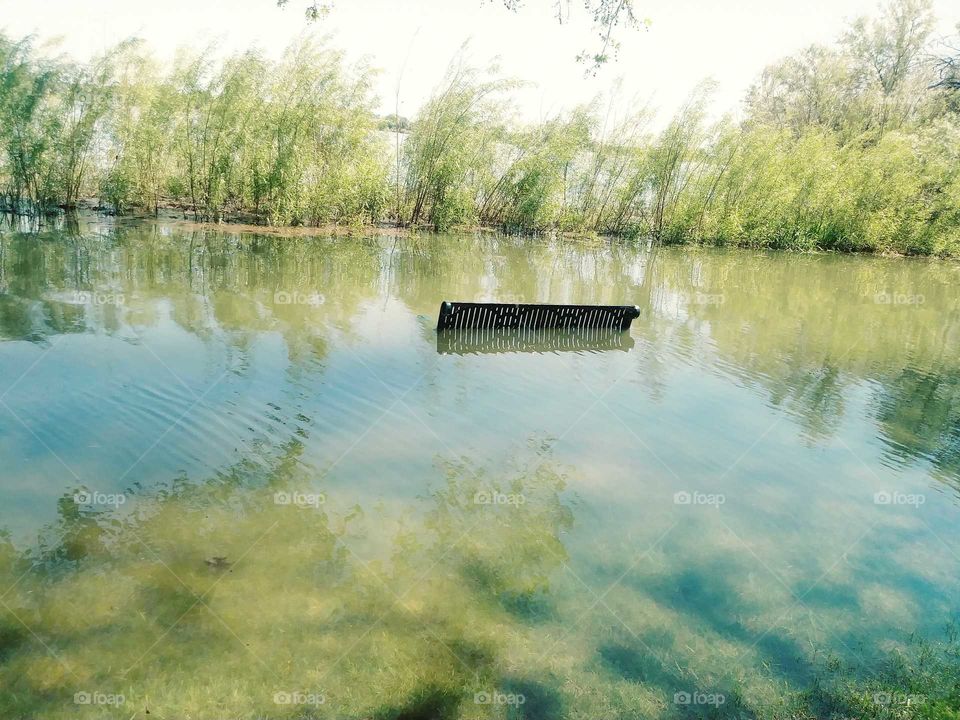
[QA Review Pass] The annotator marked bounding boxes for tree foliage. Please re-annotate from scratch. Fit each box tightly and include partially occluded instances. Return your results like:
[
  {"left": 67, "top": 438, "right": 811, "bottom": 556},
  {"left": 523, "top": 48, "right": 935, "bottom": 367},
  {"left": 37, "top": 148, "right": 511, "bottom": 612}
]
[
  {"left": 1, "top": 36, "right": 386, "bottom": 224},
  {"left": 1, "top": 0, "right": 959, "bottom": 255}
]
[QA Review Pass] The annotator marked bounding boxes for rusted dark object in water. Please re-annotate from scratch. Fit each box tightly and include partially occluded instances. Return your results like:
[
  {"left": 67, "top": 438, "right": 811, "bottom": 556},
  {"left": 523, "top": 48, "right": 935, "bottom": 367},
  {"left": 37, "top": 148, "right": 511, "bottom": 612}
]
[{"left": 436, "top": 301, "right": 640, "bottom": 332}]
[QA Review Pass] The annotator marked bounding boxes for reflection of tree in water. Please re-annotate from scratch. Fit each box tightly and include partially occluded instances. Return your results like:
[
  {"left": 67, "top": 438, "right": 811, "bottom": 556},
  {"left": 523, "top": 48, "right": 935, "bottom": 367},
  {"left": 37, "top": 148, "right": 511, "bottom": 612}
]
[
  {"left": 0, "top": 234, "right": 87, "bottom": 341},
  {"left": 663, "top": 247, "right": 960, "bottom": 483},
  {"left": 875, "top": 366, "right": 960, "bottom": 489},
  {"left": 768, "top": 361, "right": 846, "bottom": 443},
  {"left": 4, "top": 222, "right": 960, "bottom": 470},
  {"left": 392, "top": 233, "right": 654, "bottom": 318},
  {"left": 0, "top": 222, "right": 387, "bottom": 372}
]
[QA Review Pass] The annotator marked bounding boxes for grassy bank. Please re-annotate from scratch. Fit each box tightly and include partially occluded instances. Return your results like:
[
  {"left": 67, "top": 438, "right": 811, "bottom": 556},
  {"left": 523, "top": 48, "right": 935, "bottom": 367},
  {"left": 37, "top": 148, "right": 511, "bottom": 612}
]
[{"left": 1, "top": 0, "right": 959, "bottom": 255}]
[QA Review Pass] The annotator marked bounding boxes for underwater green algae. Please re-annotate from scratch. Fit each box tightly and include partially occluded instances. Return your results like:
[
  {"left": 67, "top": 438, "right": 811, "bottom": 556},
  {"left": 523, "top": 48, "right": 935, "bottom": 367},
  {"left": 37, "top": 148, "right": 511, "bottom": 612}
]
[
  {"left": 0, "top": 439, "right": 957, "bottom": 720},
  {"left": 0, "top": 444, "right": 570, "bottom": 719}
]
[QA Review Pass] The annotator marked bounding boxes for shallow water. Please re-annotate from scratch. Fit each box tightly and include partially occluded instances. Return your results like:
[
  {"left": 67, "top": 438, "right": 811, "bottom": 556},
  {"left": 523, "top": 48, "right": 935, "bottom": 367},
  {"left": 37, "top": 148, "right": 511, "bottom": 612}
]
[{"left": 0, "top": 216, "right": 959, "bottom": 719}]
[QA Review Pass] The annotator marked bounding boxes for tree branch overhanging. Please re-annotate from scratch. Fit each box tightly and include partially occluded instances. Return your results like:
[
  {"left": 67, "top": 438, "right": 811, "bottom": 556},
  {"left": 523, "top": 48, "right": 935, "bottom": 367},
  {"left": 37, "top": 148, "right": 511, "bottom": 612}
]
[{"left": 277, "top": 0, "right": 648, "bottom": 71}]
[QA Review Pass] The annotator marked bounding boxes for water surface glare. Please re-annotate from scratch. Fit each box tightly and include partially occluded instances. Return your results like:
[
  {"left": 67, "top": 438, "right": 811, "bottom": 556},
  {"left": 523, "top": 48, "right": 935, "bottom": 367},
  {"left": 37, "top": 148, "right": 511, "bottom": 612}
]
[{"left": 1, "top": 217, "right": 959, "bottom": 719}]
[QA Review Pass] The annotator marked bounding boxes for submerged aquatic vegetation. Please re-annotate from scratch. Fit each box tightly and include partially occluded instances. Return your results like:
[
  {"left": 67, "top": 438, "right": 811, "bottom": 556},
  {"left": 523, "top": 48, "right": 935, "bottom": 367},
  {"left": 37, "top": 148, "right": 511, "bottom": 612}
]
[
  {"left": 1, "top": 431, "right": 958, "bottom": 719},
  {"left": 0, "top": 440, "right": 577, "bottom": 719},
  {"left": 794, "top": 629, "right": 960, "bottom": 720}
]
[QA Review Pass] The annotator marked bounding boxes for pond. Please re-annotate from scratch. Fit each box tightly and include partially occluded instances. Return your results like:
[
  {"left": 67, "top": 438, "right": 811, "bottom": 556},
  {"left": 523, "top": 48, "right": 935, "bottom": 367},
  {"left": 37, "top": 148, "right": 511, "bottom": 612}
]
[{"left": 1, "top": 216, "right": 959, "bottom": 719}]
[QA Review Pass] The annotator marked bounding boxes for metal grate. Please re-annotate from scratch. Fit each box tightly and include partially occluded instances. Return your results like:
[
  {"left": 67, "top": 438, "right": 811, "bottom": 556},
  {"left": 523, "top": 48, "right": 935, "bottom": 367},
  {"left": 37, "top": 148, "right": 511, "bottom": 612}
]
[{"left": 436, "top": 301, "right": 640, "bottom": 332}]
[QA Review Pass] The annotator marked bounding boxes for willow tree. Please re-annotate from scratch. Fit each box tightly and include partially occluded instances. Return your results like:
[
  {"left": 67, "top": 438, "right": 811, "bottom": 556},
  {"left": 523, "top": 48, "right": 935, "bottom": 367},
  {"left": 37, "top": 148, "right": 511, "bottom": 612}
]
[
  {"left": 249, "top": 39, "right": 387, "bottom": 226},
  {"left": 570, "top": 95, "right": 652, "bottom": 234},
  {"left": 745, "top": 0, "right": 939, "bottom": 140},
  {"left": 0, "top": 35, "right": 61, "bottom": 211},
  {"left": 168, "top": 49, "right": 268, "bottom": 221},
  {"left": 644, "top": 84, "right": 714, "bottom": 240},
  {"left": 745, "top": 46, "right": 870, "bottom": 139},
  {"left": 56, "top": 45, "right": 129, "bottom": 207},
  {"left": 843, "top": 0, "right": 935, "bottom": 97},
  {"left": 476, "top": 108, "right": 591, "bottom": 232},
  {"left": 402, "top": 59, "right": 513, "bottom": 229},
  {"left": 101, "top": 42, "right": 177, "bottom": 213},
  {"left": 842, "top": 0, "right": 936, "bottom": 132}
]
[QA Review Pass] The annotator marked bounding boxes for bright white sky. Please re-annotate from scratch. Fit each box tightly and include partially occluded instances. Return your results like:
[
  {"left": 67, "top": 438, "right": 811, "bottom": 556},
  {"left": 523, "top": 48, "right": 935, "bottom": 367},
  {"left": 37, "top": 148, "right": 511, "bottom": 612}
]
[{"left": 1, "top": 0, "right": 957, "bottom": 127}]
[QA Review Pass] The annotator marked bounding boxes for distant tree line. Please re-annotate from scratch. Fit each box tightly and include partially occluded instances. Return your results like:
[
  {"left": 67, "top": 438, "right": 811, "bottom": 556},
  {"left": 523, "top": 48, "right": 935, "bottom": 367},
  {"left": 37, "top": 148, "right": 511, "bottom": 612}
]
[{"left": 1, "top": 0, "right": 959, "bottom": 254}]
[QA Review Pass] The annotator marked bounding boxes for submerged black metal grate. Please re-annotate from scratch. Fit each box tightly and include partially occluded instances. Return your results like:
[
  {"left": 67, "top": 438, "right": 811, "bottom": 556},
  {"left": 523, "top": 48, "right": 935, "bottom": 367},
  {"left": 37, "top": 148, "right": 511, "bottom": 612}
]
[
  {"left": 437, "top": 327, "right": 635, "bottom": 355},
  {"left": 436, "top": 301, "right": 640, "bottom": 332}
]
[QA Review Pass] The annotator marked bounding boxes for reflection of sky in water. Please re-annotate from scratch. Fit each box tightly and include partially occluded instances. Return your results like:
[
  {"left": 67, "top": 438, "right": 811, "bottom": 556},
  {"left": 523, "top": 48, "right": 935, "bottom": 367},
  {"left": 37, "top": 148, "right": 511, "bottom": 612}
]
[{"left": 0, "top": 219, "right": 959, "bottom": 717}]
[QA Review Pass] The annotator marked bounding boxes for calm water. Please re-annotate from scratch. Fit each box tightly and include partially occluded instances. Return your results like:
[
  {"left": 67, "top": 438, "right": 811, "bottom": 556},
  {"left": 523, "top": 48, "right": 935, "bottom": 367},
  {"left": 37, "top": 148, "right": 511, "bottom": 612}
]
[{"left": 1, "top": 216, "right": 959, "bottom": 719}]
